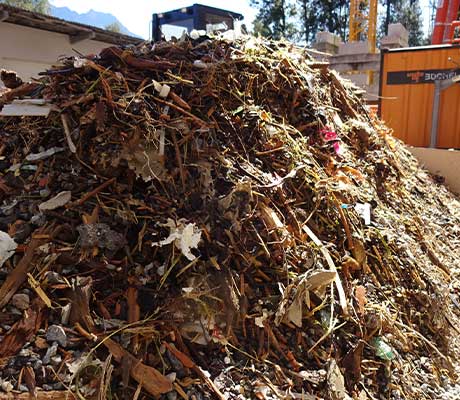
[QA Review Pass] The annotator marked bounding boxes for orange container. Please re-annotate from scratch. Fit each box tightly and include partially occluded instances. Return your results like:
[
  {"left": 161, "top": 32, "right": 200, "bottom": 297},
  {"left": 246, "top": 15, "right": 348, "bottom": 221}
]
[{"left": 379, "top": 45, "right": 460, "bottom": 148}]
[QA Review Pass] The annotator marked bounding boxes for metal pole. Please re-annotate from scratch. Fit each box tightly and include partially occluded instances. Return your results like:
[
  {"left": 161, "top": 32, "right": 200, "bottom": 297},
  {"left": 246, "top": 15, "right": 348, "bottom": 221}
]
[
  {"left": 430, "top": 78, "right": 457, "bottom": 147},
  {"left": 368, "top": 0, "right": 378, "bottom": 54},
  {"left": 430, "top": 80, "right": 441, "bottom": 148},
  {"left": 152, "top": 14, "right": 160, "bottom": 42},
  {"left": 349, "top": 0, "right": 358, "bottom": 42}
]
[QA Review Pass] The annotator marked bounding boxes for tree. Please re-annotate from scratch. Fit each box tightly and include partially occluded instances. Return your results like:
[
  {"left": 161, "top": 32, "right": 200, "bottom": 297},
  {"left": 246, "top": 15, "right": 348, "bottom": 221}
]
[
  {"left": 296, "top": 0, "right": 349, "bottom": 44},
  {"left": 297, "top": 0, "right": 317, "bottom": 43},
  {"left": 0, "top": 0, "right": 50, "bottom": 14},
  {"left": 251, "top": 0, "right": 297, "bottom": 40},
  {"left": 105, "top": 21, "right": 122, "bottom": 33},
  {"left": 379, "top": 0, "right": 424, "bottom": 46}
]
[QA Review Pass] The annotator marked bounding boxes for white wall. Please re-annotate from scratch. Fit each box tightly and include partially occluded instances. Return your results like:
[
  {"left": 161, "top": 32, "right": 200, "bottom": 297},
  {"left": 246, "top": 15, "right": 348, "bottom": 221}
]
[
  {"left": 0, "top": 22, "right": 113, "bottom": 85},
  {"left": 409, "top": 147, "right": 460, "bottom": 194}
]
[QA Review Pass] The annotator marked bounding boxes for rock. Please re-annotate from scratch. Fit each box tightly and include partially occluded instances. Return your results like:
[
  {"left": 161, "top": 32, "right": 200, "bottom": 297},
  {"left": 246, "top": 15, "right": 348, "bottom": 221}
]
[
  {"left": 12, "top": 222, "right": 32, "bottom": 243},
  {"left": 50, "top": 355, "right": 62, "bottom": 366},
  {"left": 0, "top": 380, "right": 13, "bottom": 393},
  {"left": 77, "top": 223, "right": 126, "bottom": 253},
  {"left": 11, "top": 293, "right": 30, "bottom": 310},
  {"left": 33, "top": 359, "right": 42, "bottom": 371},
  {"left": 43, "top": 343, "right": 58, "bottom": 365},
  {"left": 19, "top": 384, "right": 28, "bottom": 392},
  {"left": 30, "top": 214, "right": 46, "bottom": 226},
  {"left": 9, "top": 306, "right": 22, "bottom": 316},
  {"left": 166, "top": 372, "right": 176, "bottom": 383},
  {"left": 18, "top": 348, "right": 33, "bottom": 357},
  {"left": 46, "top": 325, "right": 67, "bottom": 347},
  {"left": 39, "top": 188, "right": 51, "bottom": 198}
]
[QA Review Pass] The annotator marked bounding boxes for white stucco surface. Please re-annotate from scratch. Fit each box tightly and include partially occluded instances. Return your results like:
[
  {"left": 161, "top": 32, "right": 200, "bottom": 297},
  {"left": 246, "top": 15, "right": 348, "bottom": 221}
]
[{"left": 0, "top": 22, "right": 112, "bottom": 84}]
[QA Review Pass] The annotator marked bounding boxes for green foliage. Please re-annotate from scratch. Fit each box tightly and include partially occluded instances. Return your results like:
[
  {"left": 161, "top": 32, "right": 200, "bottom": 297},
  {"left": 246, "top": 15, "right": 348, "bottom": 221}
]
[
  {"left": 251, "top": 0, "right": 297, "bottom": 40},
  {"left": 251, "top": 0, "right": 349, "bottom": 44},
  {"left": 251, "top": 0, "right": 424, "bottom": 47},
  {"left": 104, "top": 21, "right": 122, "bottom": 33},
  {"left": 294, "top": 0, "right": 350, "bottom": 44},
  {"left": 0, "top": 0, "right": 50, "bottom": 14}
]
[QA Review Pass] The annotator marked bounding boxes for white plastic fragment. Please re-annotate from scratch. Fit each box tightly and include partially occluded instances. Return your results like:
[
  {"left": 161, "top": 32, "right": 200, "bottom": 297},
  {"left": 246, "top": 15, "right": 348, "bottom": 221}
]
[
  {"left": 26, "top": 147, "right": 65, "bottom": 162},
  {"left": 0, "top": 379, "right": 13, "bottom": 393},
  {"left": 193, "top": 60, "right": 209, "bottom": 69},
  {"left": 152, "top": 80, "right": 163, "bottom": 93},
  {"left": 38, "top": 191, "right": 72, "bottom": 212},
  {"left": 61, "top": 303, "right": 72, "bottom": 325},
  {"left": 354, "top": 202, "right": 371, "bottom": 225},
  {"left": 7, "top": 164, "right": 21, "bottom": 172},
  {"left": 0, "top": 100, "right": 52, "bottom": 117},
  {"left": 159, "top": 84, "right": 171, "bottom": 98},
  {"left": 152, "top": 218, "right": 202, "bottom": 261},
  {"left": 152, "top": 79, "right": 170, "bottom": 98},
  {"left": 66, "top": 353, "right": 102, "bottom": 376},
  {"left": 0, "top": 231, "right": 17, "bottom": 268},
  {"left": 73, "top": 58, "right": 89, "bottom": 68},
  {"left": 190, "top": 29, "right": 206, "bottom": 40},
  {"left": 254, "top": 309, "right": 269, "bottom": 328}
]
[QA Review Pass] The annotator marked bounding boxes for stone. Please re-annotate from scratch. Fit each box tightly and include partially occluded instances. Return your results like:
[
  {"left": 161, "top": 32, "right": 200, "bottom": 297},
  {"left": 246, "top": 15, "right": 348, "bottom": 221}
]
[
  {"left": 50, "top": 355, "right": 62, "bottom": 366},
  {"left": 11, "top": 293, "right": 29, "bottom": 310},
  {"left": 381, "top": 23, "right": 409, "bottom": 49},
  {"left": 46, "top": 325, "right": 67, "bottom": 347},
  {"left": 0, "top": 380, "right": 13, "bottom": 393},
  {"left": 43, "top": 343, "right": 58, "bottom": 365},
  {"left": 338, "top": 41, "right": 372, "bottom": 56},
  {"left": 19, "top": 384, "right": 28, "bottom": 392},
  {"left": 313, "top": 31, "right": 342, "bottom": 55},
  {"left": 388, "top": 23, "right": 409, "bottom": 42},
  {"left": 33, "top": 359, "right": 43, "bottom": 371}
]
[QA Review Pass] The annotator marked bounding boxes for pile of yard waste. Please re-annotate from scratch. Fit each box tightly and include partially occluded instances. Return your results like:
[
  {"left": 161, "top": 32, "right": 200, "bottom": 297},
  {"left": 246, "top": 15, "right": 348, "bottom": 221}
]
[{"left": 0, "top": 36, "right": 459, "bottom": 400}]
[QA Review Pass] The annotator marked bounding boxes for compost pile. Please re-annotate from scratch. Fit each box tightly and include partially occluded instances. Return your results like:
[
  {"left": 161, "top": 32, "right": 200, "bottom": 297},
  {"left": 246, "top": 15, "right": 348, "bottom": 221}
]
[{"left": 0, "top": 37, "right": 459, "bottom": 400}]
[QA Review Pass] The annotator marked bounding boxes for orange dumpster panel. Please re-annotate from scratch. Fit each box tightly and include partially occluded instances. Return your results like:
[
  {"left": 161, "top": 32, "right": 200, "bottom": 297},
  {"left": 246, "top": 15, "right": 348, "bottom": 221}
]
[{"left": 379, "top": 45, "right": 460, "bottom": 148}]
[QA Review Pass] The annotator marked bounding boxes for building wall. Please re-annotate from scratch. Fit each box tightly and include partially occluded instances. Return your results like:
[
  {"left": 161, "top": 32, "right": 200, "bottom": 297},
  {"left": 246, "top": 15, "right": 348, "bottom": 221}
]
[
  {"left": 0, "top": 22, "right": 112, "bottom": 85},
  {"left": 312, "top": 25, "right": 408, "bottom": 104},
  {"left": 409, "top": 147, "right": 460, "bottom": 194},
  {"left": 329, "top": 52, "right": 381, "bottom": 102}
]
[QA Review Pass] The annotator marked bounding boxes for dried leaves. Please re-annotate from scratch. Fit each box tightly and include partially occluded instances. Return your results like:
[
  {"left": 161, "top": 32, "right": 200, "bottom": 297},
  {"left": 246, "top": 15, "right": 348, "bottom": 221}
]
[{"left": 0, "top": 35, "right": 459, "bottom": 400}]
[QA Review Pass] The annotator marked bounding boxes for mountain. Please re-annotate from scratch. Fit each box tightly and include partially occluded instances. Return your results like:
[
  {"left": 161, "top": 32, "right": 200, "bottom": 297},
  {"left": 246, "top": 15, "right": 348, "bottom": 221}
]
[{"left": 50, "top": 5, "right": 140, "bottom": 37}]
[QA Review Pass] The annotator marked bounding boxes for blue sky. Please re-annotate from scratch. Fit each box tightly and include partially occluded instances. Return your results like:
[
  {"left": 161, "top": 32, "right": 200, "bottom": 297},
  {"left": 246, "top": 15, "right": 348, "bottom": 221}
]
[
  {"left": 49, "top": 0, "right": 433, "bottom": 40},
  {"left": 49, "top": 0, "right": 257, "bottom": 38}
]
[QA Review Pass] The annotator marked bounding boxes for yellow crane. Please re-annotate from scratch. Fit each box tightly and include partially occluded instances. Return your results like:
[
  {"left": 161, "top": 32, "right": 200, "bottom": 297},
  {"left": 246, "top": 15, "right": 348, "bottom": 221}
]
[{"left": 348, "top": 0, "right": 378, "bottom": 53}]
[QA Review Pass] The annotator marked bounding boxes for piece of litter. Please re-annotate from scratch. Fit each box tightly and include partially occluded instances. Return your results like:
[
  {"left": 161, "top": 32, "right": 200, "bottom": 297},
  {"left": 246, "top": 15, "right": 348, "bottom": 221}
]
[
  {"left": 159, "top": 84, "right": 171, "bottom": 98},
  {"left": 354, "top": 203, "right": 371, "bottom": 225},
  {"left": 152, "top": 219, "right": 202, "bottom": 261},
  {"left": 26, "top": 147, "right": 65, "bottom": 162},
  {"left": 38, "top": 191, "right": 72, "bottom": 212}
]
